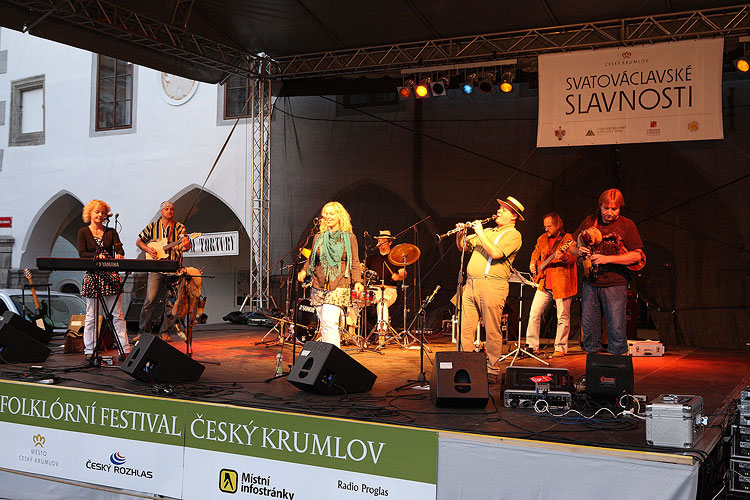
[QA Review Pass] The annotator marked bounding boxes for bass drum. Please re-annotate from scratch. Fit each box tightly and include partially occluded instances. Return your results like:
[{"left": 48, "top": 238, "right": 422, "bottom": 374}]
[{"left": 293, "top": 298, "right": 319, "bottom": 343}]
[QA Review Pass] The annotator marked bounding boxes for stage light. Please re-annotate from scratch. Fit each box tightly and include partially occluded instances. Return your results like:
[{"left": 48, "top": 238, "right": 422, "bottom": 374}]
[
  {"left": 397, "top": 78, "right": 415, "bottom": 99},
  {"left": 499, "top": 70, "right": 514, "bottom": 93},
  {"left": 478, "top": 73, "right": 495, "bottom": 94},
  {"left": 431, "top": 76, "right": 449, "bottom": 96},
  {"left": 415, "top": 78, "right": 431, "bottom": 98},
  {"left": 735, "top": 54, "right": 750, "bottom": 72},
  {"left": 461, "top": 73, "right": 478, "bottom": 95}
]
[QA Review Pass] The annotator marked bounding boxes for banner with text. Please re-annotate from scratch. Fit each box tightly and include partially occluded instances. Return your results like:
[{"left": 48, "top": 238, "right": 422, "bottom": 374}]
[
  {"left": 537, "top": 38, "right": 724, "bottom": 147},
  {"left": 185, "top": 231, "right": 239, "bottom": 257},
  {"left": 182, "top": 401, "right": 437, "bottom": 499},
  {"left": 0, "top": 381, "right": 186, "bottom": 497},
  {"left": 0, "top": 381, "right": 437, "bottom": 500}
]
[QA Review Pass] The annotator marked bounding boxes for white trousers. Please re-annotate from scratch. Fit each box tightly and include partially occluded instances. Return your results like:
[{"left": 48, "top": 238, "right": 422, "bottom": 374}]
[
  {"left": 85, "top": 296, "right": 130, "bottom": 355},
  {"left": 315, "top": 303, "right": 342, "bottom": 349},
  {"left": 525, "top": 288, "right": 572, "bottom": 353},
  {"left": 373, "top": 287, "right": 397, "bottom": 328}
]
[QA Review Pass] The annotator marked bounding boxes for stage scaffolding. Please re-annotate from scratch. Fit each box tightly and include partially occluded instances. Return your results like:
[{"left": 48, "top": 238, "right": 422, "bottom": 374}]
[{"left": 249, "top": 63, "right": 273, "bottom": 312}]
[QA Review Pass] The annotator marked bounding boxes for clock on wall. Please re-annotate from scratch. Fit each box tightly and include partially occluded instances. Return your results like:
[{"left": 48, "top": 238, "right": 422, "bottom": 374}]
[{"left": 160, "top": 72, "right": 198, "bottom": 105}]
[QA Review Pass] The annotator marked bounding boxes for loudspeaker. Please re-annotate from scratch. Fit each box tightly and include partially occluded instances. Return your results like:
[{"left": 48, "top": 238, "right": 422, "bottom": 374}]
[
  {"left": 120, "top": 334, "right": 204, "bottom": 383},
  {"left": 586, "top": 352, "right": 634, "bottom": 401},
  {"left": 0, "top": 318, "right": 51, "bottom": 363},
  {"left": 287, "top": 341, "right": 376, "bottom": 395},
  {"left": 125, "top": 298, "right": 144, "bottom": 332},
  {"left": 430, "top": 351, "right": 489, "bottom": 408},
  {"left": 0, "top": 311, "right": 50, "bottom": 345},
  {"left": 67, "top": 314, "right": 116, "bottom": 350}
]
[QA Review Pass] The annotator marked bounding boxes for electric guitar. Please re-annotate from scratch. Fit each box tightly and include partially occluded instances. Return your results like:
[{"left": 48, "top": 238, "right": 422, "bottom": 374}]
[
  {"left": 23, "top": 269, "right": 55, "bottom": 334},
  {"left": 532, "top": 240, "right": 574, "bottom": 284},
  {"left": 146, "top": 233, "right": 201, "bottom": 260}
]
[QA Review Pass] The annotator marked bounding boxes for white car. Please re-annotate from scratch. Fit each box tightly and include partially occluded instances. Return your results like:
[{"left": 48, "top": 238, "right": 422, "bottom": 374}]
[{"left": 0, "top": 289, "right": 86, "bottom": 335}]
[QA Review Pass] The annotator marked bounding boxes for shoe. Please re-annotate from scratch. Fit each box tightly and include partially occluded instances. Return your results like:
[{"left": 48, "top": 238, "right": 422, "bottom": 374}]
[
  {"left": 130, "top": 334, "right": 141, "bottom": 345},
  {"left": 176, "top": 330, "right": 188, "bottom": 342},
  {"left": 160, "top": 333, "right": 172, "bottom": 342},
  {"left": 487, "top": 372, "right": 499, "bottom": 384},
  {"left": 552, "top": 350, "right": 565, "bottom": 357},
  {"left": 84, "top": 354, "right": 93, "bottom": 364},
  {"left": 524, "top": 346, "right": 536, "bottom": 355}
]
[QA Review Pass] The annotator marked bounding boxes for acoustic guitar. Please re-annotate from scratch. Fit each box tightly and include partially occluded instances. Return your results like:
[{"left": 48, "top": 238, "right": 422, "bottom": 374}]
[
  {"left": 532, "top": 240, "right": 574, "bottom": 284},
  {"left": 146, "top": 233, "right": 201, "bottom": 260},
  {"left": 23, "top": 269, "right": 55, "bottom": 334}
]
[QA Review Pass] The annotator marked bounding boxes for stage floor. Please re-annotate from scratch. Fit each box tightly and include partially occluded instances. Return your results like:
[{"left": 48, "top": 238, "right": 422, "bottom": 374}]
[{"left": 2, "top": 324, "right": 748, "bottom": 457}]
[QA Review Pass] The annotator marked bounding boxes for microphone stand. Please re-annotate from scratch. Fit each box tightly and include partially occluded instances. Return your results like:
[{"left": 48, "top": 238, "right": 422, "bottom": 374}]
[
  {"left": 264, "top": 222, "right": 317, "bottom": 381},
  {"left": 396, "top": 285, "right": 439, "bottom": 390},
  {"left": 89, "top": 216, "right": 126, "bottom": 366}
]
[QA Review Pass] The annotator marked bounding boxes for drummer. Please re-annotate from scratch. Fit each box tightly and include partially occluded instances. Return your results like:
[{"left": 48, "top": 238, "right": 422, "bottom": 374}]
[{"left": 366, "top": 230, "right": 406, "bottom": 334}]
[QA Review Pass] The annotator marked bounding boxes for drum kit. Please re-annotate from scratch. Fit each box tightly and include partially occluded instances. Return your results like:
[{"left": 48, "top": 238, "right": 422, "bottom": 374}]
[{"left": 291, "top": 242, "right": 422, "bottom": 351}]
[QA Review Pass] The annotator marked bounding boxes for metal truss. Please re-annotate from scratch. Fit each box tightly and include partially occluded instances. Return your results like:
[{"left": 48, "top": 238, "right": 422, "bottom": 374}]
[
  {"left": 10, "top": 0, "right": 262, "bottom": 78},
  {"left": 272, "top": 4, "right": 750, "bottom": 79},
  {"left": 249, "top": 62, "right": 273, "bottom": 312}
]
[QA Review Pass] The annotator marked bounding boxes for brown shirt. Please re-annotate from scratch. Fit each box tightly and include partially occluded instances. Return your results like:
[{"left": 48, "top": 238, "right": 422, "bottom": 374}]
[
  {"left": 303, "top": 232, "right": 363, "bottom": 290},
  {"left": 530, "top": 232, "right": 577, "bottom": 299}
]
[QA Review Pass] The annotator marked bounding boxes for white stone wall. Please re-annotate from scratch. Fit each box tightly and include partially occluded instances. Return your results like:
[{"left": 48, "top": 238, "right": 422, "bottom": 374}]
[{"left": 0, "top": 28, "right": 259, "bottom": 325}]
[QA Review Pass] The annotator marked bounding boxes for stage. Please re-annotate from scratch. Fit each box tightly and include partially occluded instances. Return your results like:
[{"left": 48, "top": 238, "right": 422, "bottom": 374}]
[{"left": 0, "top": 324, "right": 747, "bottom": 500}]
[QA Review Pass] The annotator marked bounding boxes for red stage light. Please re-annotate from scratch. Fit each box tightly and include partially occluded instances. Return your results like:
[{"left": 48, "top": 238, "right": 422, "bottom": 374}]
[{"left": 399, "top": 87, "right": 412, "bottom": 99}]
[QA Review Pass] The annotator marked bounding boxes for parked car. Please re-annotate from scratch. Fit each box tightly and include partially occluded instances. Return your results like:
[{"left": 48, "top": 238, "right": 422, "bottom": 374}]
[{"left": 0, "top": 289, "right": 86, "bottom": 335}]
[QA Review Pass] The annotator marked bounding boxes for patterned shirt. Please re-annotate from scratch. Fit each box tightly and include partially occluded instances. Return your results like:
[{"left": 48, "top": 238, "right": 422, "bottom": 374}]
[{"left": 139, "top": 219, "right": 187, "bottom": 263}]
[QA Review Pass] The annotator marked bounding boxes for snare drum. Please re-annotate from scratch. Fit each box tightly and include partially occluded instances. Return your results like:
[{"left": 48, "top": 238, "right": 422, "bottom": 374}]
[
  {"left": 350, "top": 288, "right": 375, "bottom": 307},
  {"left": 293, "top": 298, "right": 319, "bottom": 343}
]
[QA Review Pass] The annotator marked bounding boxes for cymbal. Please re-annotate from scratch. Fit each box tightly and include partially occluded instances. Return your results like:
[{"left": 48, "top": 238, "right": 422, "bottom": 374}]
[{"left": 388, "top": 243, "right": 420, "bottom": 266}]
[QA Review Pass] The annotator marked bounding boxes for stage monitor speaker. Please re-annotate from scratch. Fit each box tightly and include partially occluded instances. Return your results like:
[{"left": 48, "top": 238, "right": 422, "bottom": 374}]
[
  {"left": 430, "top": 351, "right": 489, "bottom": 408},
  {"left": 0, "top": 319, "right": 51, "bottom": 363},
  {"left": 120, "top": 334, "right": 204, "bottom": 383},
  {"left": 287, "top": 341, "right": 376, "bottom": 395},
  {"left": 586, "top": 352, "right": 634, "bottom": 401},
  {"left": 0, "top": 311, "right": 51, "bottom": 345}
]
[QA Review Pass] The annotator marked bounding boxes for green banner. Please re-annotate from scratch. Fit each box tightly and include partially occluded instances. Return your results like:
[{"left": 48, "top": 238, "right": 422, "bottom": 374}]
[
  {"left": 0, "top": 380, "right": 185, "bottom": 446},
  {"left": 0, "top": 381, "right": 438, "bottom": 485},
  {"left": 184, "top": 401, "right": 437, "bottom": 484}
]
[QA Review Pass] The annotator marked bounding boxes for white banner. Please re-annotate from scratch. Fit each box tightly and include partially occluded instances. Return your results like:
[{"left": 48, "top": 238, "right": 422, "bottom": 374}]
[
  {"left": 537, "top": 38, "right": 724, "bottom": 147},
  {"left": 2, "top": 422, "right": 184, "bottom": 497},
  {"left": 185, "top": 231, "right": 239, "bottom": 257}
]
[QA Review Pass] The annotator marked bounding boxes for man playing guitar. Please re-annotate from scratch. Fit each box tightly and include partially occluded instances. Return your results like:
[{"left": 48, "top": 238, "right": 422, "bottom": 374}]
[
  {"left": 525, "top": 213, "right": 577, "bottom": 357},
  {"left": 133, "top": 201, "right": 191, "bottom": 343}
]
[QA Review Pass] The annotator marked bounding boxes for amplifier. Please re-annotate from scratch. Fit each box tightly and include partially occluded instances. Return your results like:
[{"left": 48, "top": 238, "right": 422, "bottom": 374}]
[
  {"left": 503, "top": 366, "right": 571, "bottom": 391},
  {"left": 646, "top": 394, "right": 705, "bottom": 448},
  {"left": 503, "top": 389, "right": 572, "bottom": 410},
  {"left": 732, "top": 424, "right": 750, "bottom": 458},
  {"left": 729, "top": 458, "right": 750, "bottom": 494}
]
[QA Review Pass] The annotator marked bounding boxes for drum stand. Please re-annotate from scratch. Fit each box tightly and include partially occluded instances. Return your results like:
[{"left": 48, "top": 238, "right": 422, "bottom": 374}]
[
  {"left": 396, "top": 281, "right": 424, "bottom": 348},
  {"left": 366, "top": 284, "right": 399, "bottom": 349}
]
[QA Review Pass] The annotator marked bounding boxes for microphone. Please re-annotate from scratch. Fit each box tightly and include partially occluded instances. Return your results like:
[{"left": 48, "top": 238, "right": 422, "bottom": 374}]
[
  {"left": 313, "top": 217, "right": 320, "bottom": 227},
  {"left": 428, "top": 285, "right": 441, "bottom": 301},
  {"left": 104, "top": 212, "right": 113, "bottom": 219}
]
